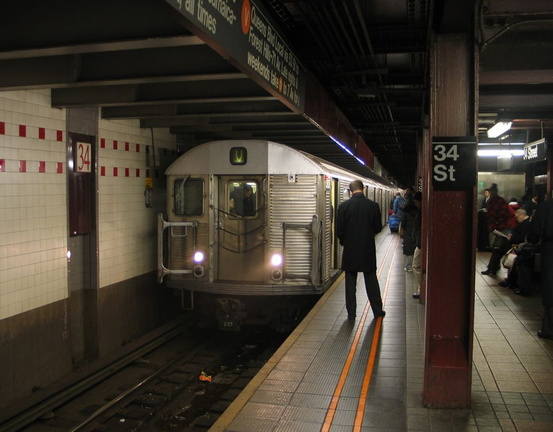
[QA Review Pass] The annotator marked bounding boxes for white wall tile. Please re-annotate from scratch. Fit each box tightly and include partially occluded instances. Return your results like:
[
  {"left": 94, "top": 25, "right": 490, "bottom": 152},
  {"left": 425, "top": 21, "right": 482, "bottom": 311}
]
[
  {"left": 0, "top": 91, "right": 178, "bottom": 320},
  {"left": 0, "top": 91, "right": 68, "bottom": 321},
  {"left": 97, "top": 118, "right": 176, "bottom": 288}
]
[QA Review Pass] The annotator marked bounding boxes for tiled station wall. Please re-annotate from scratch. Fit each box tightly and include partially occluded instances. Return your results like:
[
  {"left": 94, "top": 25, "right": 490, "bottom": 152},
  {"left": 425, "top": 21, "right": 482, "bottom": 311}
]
[
  {"left": 0, "top": 90, "right": 176, "bottom": 321},
  {"left": 97, "top": 117, "right": 175, "bottom": 289}
]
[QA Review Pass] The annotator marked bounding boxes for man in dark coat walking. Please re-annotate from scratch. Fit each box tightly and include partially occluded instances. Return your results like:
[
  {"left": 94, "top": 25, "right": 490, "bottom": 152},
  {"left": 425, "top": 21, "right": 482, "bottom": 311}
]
[
  {"left": 337, "top": 180, "right": 385, "bottom": 320},
  {"left": 532, "top": 198, "right": 553, "bottom": 339}
]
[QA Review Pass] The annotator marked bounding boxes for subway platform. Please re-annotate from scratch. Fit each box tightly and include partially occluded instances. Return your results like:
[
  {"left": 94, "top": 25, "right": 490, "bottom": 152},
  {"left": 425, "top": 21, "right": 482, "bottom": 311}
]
[{"left": 211, "top": 230, "right": 553, "bottom": 432}]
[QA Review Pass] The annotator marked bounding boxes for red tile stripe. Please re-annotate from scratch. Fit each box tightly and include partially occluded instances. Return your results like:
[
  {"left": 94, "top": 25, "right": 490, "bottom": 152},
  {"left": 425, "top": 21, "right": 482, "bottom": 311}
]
[
  {"left": 97, "top": 167, "right": 150, "bottom": 177},
  {"left": 0, "top": 120, "right": 176, "bottom": 158},
  {"left": 0, "top": 121, "right": 175, "bottom": 176},
  {"left": 99, "top": 138, "right": 156, "bottom": 155},
  {"left": 0, "top": 158, "right": 154, "bottom": 177},
  {"left": 0, "top": 121, "right": 64, "bottom": 141},
  {"left": 0, "top": 158, "right": 65, "bottom": 174}
]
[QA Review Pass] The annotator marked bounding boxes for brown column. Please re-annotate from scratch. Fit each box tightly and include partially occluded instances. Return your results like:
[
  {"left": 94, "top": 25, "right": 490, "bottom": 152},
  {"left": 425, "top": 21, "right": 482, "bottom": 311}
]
[
  {"left": 422, "top": 30, "right": 478, "bottom": 408},
  {"left": 547, "top": 144, "right": 552, "bottom": 198}
]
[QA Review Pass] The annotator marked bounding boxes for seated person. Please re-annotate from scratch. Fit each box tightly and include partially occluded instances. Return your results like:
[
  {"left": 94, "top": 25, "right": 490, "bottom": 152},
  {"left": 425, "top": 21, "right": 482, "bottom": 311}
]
[{"left": 498, "top": 209, "right": 535, "bottom": 295}]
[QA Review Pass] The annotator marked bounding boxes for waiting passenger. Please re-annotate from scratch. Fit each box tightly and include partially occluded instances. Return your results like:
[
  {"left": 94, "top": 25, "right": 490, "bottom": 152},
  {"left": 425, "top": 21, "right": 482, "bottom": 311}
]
[
  {"left": 523, "top": 194, "right": 539, "bottom": 218},
  {"left": 337, "top": 179, "right": 385, "bottom": 320},
  {"left": 411, "top": 192, "right": 422, "bottom": 299},
  {"left": 531, "top": 198, "right": 553, "bottom": 340},
  {"left": 400, "top": 197, "right": 419, "bottom": 272},
  {"left": 498, "top": 209, "right": 534, "bottom": 295},
  {"left": 509, "top": 197, "right": 521, "bottom": 211},
  {"left": 392, "top": 192, "right": 405, "bottom": 218},
  {"left": 477, "top": 188, "right": 491, "bottom": 251},
  {"left": 481, "top": 184, "right": 515, "bottom": 276}
]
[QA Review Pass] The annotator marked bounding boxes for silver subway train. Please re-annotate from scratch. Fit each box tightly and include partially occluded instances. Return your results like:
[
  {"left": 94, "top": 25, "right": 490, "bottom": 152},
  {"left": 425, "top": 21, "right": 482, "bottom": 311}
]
[{"left": 158, "top": 140, "right": 396, "bottom": 331}]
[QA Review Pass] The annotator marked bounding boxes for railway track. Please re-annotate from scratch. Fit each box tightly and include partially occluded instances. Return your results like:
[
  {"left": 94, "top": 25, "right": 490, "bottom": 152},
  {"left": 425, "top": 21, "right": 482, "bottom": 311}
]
[{"left": 2, "top": 316, "right": 289, "bottom": 432}]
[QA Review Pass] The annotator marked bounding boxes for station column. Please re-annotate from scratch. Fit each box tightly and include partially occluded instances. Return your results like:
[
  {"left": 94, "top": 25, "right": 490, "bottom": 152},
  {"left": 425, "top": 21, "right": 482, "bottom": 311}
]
[{"left": 422, "top": 23, "right": 478, "bottom": 407}]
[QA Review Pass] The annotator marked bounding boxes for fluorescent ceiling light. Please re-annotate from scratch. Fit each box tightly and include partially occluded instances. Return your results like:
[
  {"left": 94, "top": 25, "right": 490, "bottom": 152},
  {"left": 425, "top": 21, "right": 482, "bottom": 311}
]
[
  {"left": 477, "top": 149, "right": 524, "bottom": 157},
  {"left": 487, "top": 121, "right": 512, "bottom": 138},
  {"left": 478, "top": 142, "right": 525, "bottom": 146}
]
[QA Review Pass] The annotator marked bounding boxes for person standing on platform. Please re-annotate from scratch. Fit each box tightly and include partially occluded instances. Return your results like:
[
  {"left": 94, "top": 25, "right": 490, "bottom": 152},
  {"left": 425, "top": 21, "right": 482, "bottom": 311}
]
[
  {"left": 411, "top": 192, "right": 423, "bottom": 299},
  {"left": 337, "top": 180, "right": 386, "bottom": 320},
  {"left": 477, "top": 188, "right": 491, "bottom": 251},
  {"left": 392, "top": 192, "right": 405, "bottom": 219},
  {"left": 531, "top": 198, "right": 553, "bottom": 339},
  {"left": 481, "top": 188, "right": 491, "bottom": 209},
  {"left": 400, "top": 197, "right": 418, "bottom": 271},
  {"left": 481, "top": 184, "right": 514, "bottom": 275},
  {"left": 524, "top": 194, "right": 540, "bottom": 218}
]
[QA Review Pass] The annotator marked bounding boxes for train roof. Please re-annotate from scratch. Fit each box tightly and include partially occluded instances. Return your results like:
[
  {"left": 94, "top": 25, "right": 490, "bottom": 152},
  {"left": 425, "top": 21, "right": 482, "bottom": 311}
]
[{"left": 166, "top": 140, "right": 392, "bottom": 188}]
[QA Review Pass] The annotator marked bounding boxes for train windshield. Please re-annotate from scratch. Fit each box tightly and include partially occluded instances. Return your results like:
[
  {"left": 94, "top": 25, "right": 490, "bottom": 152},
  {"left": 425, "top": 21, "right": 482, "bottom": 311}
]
[
  {"left": 228, "top": 181, "right": 258, "bottom": 217},
  {"left": 174, "top": 177, "right": 203, "bottom": 216}
]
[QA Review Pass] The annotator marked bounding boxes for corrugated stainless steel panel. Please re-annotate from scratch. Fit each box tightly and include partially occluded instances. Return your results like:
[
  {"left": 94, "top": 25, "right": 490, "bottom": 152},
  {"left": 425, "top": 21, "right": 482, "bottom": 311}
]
[
  {"left": 323, "top": 183, "right": 332, "bottom": 281},
  {"left": 269, "top": 175, "right": 317, "bottom": 279}
]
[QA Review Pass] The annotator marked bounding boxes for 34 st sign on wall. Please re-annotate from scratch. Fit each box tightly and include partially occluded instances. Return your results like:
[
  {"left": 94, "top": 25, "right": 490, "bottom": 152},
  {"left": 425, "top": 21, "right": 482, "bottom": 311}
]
[
  {"left": 76, "top": 141, "right": 92, "bottom": 173},
  {"left": 432, "top": 137, "right": 477, "bottom": 190}
]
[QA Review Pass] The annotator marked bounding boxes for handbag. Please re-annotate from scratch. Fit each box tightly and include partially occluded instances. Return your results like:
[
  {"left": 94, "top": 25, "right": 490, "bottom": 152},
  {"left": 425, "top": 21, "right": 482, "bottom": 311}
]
[{"left": 501, "top": 247, "right": 517, "bottom": 270}]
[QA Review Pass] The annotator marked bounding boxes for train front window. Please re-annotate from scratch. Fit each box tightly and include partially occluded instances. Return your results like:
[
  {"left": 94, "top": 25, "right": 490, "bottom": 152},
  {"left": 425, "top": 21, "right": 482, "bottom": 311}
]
[
  {"left": 228, "top": 181, "right": 258, "bottom": 217},
  {"left": 174, "top": 177, "right": 203, "bottom": 216}
]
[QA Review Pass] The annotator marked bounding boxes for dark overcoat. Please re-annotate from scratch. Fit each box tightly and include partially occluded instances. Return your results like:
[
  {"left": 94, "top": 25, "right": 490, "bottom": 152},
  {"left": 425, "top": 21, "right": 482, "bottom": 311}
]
[
  {"left": 401, "top": 201, "right": 418, "bottom": 255},
  {"left": 532, "top": 199, "right": 553, "bottom": 306},
  {"left": 337, "top": 192, "right": 382, "bottom": 272}
]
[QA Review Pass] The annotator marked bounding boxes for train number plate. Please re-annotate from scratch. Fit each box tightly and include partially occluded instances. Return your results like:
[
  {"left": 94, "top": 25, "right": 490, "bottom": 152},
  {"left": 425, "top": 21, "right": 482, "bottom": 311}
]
[{"left": 220, "top": 320, "right": 240, "bottom": 331}]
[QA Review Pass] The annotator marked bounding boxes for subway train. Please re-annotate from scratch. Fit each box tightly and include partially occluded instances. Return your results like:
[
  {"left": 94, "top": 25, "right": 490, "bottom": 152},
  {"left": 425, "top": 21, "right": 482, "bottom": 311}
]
[{"left": 157, "top": 140, "right": 396, "bottom": 331}]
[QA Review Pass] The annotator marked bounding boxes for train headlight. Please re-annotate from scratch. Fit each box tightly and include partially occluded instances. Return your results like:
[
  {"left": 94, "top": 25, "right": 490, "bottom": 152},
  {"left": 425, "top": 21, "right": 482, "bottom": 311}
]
[
  {"left": 193, "top": 251, "right": 205, "bottom": 278},
  {"left": 193, "top": 251, "right": 205, "bottom": 263},
  {"left": 270, "top": 252, "right": 283, "bottom": 281},
  {"left": 270, "top": 253, "right": 283, "bottom": 267}
]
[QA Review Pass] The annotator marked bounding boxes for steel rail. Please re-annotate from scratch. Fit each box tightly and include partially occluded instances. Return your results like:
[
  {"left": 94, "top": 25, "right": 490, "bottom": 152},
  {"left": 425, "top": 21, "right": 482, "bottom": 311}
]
[{"left": 1, "top": 317, "right": 191, "bottom": 432}]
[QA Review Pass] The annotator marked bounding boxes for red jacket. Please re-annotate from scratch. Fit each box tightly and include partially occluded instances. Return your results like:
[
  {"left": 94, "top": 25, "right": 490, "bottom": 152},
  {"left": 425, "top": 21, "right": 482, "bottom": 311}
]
[{"left": 486, "top": 195, "right": 512, "bottom": 231}]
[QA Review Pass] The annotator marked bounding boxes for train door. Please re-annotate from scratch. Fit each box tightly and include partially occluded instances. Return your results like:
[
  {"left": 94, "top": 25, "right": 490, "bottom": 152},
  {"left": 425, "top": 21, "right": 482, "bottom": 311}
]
[{"left": 217, "top": 177, "right": 265, "bottom": 282}]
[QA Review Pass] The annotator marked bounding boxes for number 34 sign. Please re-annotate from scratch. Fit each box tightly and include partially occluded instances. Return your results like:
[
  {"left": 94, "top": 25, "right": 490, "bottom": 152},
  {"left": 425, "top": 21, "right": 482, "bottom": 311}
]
[
  {"left": 76, "top": 142, "right": 92, "bottom": 173},
  {"left": 432, "top": 136, "right": 477, "bottom": 190}
]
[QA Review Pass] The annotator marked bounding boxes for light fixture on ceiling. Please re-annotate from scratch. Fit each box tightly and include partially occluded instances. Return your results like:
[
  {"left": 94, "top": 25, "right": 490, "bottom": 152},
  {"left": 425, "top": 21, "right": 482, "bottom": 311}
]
[
  {"left": 487, "top": 121, "right": 512, "bottom": 138},
  {"left": 477, "top": 149, "right": 524, "bottom": 157}
]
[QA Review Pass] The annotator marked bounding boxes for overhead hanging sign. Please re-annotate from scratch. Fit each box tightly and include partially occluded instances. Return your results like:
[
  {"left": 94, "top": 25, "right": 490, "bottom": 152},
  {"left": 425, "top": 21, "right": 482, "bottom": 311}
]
[
  {"left": 165, "top": 0, "right": 306, "bottom": 112},
  {"left": 432, "top": 136, "right": 477, "bottom": 190},
  {"left": 523, "top": 138, "right": 547, "bottom": 163}
]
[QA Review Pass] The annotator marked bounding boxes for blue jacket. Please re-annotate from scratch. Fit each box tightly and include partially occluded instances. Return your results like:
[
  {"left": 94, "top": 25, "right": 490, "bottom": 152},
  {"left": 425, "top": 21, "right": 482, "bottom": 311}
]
[{"left": 393, "top": 195, "right": 405, "bottom": 216}]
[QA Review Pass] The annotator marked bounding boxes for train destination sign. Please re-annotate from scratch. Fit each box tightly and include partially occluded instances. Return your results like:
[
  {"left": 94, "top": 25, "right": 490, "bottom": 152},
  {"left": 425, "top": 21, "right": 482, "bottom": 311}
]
[
  {"left": 165, "top": 0, "right": 306, "bottom": 112},
  {"left": 432, "top": 136, "right": 477, "bottom": 190}
]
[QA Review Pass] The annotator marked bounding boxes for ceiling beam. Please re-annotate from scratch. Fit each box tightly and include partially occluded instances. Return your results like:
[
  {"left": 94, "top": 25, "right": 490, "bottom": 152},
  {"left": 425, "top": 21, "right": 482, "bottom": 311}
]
[{"left": 0, "top": 36, "right": 204, "bottom": 60}]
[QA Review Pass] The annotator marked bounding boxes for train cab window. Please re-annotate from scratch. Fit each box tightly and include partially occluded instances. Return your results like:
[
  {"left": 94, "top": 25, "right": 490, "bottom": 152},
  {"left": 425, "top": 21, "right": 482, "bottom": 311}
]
[
  {"left": 174, "top": 177, "right": 203, "bottom": 216},
  {"left": 228, "top": 181, "right": 258, "bottom": 217}
]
